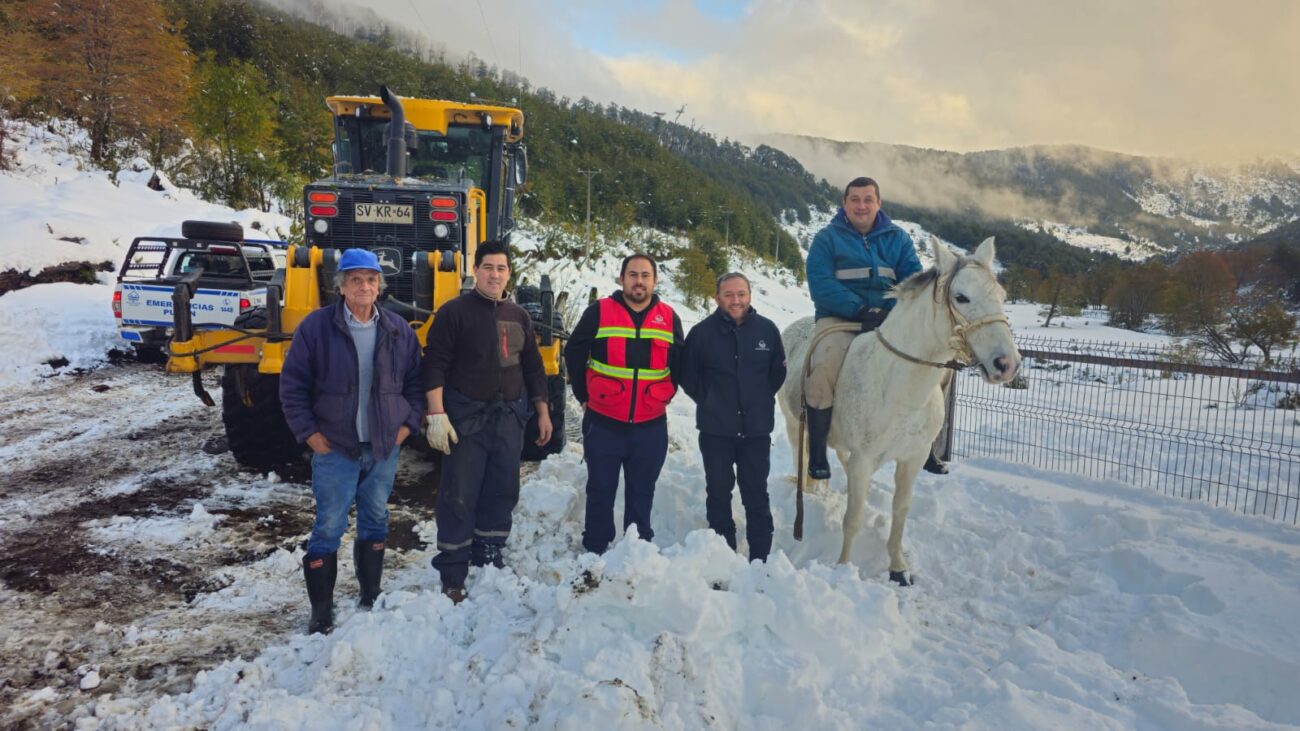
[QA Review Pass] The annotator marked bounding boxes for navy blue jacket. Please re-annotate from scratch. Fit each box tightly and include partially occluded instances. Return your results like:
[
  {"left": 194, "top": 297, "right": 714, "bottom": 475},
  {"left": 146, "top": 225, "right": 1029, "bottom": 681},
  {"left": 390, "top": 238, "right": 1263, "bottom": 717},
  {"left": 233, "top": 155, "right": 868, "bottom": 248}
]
[
  {"left": 807, "top": 209, "right": 923, "bottom": 320},
  {"left": 679, "top": 307, "right": 787, "bottom": 438},
  {"left": 280, "top": 301, "right": 425, "bottom": 459}
]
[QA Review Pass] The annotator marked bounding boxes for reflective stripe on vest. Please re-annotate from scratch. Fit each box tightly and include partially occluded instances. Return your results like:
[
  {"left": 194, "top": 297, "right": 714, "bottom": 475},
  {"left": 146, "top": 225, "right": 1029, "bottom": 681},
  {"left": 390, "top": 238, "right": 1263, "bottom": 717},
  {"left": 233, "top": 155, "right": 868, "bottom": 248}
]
[{"left": 586, "top": 297, "right": 676, "bottom": 422}]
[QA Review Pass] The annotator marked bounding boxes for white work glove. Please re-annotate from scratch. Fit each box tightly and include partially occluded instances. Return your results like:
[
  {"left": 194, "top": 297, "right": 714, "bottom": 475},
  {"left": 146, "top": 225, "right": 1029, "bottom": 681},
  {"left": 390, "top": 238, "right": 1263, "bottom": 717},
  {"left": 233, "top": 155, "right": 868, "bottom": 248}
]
[{"left": 425, "top": 413, "right": 458, "bottom": 455}]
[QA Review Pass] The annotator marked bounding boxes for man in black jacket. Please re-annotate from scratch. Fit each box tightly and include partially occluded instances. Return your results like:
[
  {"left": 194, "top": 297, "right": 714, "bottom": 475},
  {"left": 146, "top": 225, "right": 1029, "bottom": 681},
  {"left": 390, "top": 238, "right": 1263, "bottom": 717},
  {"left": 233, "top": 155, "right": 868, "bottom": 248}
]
[
  {"left": 422, "top": 241, "right": 552, "bottom": 603},
  {"left": 679, "top": 272, "right": 787, "bottom": 561}
]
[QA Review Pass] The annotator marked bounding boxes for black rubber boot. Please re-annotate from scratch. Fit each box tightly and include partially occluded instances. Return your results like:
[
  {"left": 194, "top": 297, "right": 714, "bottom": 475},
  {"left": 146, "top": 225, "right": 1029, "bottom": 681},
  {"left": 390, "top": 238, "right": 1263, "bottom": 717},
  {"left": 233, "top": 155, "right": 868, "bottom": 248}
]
[
  {"left": 806, "top": 407, "right": 833, "bottom": 480},
  {"left": 923, "top": 453, "right": 949, "bottom": 475},
  {"left": 354, "top": 540, "right": 385, "bottom": 610},
  {"left": 303, "top": 553, "right": 337, "bottom": 634},
  {"left": 471, "top": 542, "right": 506, "bottom": 570}
]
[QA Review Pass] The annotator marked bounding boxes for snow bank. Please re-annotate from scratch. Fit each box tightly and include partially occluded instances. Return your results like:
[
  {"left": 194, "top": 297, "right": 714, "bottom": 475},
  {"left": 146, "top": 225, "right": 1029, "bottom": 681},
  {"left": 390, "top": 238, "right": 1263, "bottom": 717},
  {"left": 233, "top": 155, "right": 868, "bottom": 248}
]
[
  {"left": 0, "top": 281, "right": 121, "bottom": 388},
  {"left": 0, "top": 121, "right": 292, "bottom": 276},
  {"left": 82, "top": 422, "right": 1300, "bottom": 730},
  {"left": 0, "top": 121, "right": 295, "bottom": 391}
]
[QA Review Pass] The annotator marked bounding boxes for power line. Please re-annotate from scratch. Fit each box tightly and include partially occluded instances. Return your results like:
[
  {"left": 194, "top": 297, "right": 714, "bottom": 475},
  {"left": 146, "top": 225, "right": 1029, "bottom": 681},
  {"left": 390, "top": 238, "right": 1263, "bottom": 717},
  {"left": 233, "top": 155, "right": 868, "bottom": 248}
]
[
  {"left": 476, "top": 0, "right": 499, "bottom": 64},
  {"left": 404, "top": 0, "right": 434, "bottom": 57}
]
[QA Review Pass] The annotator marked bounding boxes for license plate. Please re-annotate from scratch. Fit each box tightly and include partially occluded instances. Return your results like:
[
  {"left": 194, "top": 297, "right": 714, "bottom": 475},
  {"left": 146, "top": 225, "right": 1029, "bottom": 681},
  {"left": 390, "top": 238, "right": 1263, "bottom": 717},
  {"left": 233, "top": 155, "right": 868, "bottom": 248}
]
[{"left": 355, "top": 203, "right": 413, "bottom": 224}]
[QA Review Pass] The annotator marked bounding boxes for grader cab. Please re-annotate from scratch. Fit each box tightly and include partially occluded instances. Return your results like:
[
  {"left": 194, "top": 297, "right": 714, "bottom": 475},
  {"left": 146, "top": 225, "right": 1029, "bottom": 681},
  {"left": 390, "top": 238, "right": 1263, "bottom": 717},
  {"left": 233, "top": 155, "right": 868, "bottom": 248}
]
[{"left": 164, "top": 87, "right": 567, "bottom": 470}]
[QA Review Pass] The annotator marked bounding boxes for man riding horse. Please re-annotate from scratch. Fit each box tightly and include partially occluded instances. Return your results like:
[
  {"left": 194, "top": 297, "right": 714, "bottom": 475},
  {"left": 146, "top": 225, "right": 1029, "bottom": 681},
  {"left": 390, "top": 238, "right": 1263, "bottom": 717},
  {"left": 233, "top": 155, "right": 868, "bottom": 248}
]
[{"left": 806, "top": 176, "right": 948, "bottom": 479}]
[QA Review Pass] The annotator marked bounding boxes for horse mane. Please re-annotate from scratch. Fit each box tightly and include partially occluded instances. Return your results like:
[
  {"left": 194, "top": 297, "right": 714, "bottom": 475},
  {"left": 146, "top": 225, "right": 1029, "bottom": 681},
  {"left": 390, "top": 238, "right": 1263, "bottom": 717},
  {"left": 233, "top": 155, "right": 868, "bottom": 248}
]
[
  {"left": 888, "top": 262, "right": 958, "bottom": 304},
  {"left": 889, "top": 257, "right": 996, "bottom": 304}
]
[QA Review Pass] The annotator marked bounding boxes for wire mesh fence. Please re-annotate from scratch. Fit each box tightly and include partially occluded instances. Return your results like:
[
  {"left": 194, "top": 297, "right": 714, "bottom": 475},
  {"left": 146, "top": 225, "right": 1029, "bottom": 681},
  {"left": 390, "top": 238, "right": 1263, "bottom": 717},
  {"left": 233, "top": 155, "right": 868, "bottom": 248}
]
[{"left": 952, "top": 335, "right": 1300, "bottom": 524}]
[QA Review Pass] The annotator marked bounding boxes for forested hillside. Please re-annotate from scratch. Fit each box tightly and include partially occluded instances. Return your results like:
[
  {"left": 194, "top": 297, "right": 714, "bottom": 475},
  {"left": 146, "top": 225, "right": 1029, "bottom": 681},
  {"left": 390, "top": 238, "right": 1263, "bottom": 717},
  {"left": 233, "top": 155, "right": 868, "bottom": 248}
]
[
  {"left": 766, "top": 134, "right": 1300, "bottom": 256},
  {"left": 0, "top": 0, "right": 818, "bottom": 278}
]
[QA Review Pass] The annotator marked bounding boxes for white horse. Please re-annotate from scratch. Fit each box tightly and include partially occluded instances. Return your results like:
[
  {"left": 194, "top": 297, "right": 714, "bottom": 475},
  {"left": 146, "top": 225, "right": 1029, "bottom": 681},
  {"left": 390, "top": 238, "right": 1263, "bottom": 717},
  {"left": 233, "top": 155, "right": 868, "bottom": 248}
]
[{"left": 779, "top": 237, "right": 1021, "bottom": 584}]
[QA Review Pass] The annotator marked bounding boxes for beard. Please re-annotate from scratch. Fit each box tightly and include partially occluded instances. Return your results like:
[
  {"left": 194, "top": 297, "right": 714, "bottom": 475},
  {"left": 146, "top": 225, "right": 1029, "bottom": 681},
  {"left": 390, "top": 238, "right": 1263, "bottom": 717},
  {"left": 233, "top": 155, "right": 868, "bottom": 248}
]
[{"left": 624, "top": 287, "right": 650, "bottom": 304}]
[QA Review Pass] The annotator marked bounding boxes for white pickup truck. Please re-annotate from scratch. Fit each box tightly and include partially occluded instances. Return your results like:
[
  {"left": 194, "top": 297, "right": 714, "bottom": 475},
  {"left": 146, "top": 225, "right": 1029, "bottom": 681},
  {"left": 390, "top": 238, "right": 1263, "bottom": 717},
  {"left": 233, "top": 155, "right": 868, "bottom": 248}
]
[{"left": 113, "top": 221, "right": 287, "bottom": 360}]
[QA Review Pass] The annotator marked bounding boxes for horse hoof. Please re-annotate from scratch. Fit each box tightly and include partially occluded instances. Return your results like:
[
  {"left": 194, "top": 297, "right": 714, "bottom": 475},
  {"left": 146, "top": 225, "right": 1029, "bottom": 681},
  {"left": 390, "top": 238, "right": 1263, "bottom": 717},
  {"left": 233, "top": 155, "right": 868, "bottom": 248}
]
[
  {"left": 889, "top": 570, "right": 912, "bottom": 587},
  {"left": 923, "top": 454, "right": 949, "bottom": 475}
]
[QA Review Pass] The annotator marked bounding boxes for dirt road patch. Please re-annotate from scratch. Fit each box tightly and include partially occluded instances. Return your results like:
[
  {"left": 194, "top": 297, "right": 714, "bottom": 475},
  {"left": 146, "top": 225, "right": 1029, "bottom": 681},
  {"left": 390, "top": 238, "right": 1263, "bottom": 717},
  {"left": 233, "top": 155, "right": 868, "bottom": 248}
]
[{"left": 0, "top": 363, "right": 442, "bottom": 729}]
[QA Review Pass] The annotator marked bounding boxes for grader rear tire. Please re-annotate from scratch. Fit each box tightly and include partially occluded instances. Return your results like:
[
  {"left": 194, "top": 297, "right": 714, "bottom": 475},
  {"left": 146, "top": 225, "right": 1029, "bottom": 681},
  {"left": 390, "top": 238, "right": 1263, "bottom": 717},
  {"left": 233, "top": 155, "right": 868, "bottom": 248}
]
[{"left": 220, "top": 308, "right": 304, "bottom": 473}]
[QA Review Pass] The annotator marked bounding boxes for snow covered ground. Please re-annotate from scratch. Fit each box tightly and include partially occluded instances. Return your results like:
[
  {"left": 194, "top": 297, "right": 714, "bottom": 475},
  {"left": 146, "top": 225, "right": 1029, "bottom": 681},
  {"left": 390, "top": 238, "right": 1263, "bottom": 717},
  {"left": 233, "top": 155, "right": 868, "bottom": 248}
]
[
  {"left": 1014, "top": 219, "right": 1172, "bottom": 262},
  {"left": 2, "top": 123, "right": 1299, "bottom": 729},
  {"left": 0, "top": 121, "right": 292, "bottom": 277}
]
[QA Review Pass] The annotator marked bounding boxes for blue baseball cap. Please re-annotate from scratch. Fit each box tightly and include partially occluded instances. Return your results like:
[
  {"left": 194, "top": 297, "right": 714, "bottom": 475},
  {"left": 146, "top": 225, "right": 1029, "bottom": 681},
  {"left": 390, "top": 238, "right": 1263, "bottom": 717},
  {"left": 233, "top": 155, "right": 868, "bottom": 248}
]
[{"left": 338, "top": 248, "right": 382, "bottom": 272}]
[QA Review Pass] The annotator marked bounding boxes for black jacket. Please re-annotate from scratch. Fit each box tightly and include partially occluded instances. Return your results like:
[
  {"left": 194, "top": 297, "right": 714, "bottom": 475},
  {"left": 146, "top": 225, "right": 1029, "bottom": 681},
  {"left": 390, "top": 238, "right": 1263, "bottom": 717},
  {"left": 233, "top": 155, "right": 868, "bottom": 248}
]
[
  {"left": 679, "top": 307, "right": 787, "bottom": 438},
  {"left": 421, "top": 290, "right": 547, "bottom": 404}
]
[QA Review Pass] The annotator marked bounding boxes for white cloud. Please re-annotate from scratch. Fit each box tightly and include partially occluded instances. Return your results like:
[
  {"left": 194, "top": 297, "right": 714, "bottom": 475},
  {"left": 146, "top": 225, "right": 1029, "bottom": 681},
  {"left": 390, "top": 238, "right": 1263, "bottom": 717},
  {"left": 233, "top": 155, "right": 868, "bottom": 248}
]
[{"left": 337, "top": 0, "right": 1299, "bottom": 160}]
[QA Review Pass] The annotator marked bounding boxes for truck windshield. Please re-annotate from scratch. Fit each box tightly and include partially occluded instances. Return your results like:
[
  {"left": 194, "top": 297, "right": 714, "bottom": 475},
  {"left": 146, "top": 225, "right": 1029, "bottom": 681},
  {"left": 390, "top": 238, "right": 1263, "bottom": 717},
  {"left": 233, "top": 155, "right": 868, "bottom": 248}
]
[
  {"left": 338, "top": 118, "right": 492, "bottom": 185},
  {"left": 176, "top": 252, "right": 273, "bottom": 276}
]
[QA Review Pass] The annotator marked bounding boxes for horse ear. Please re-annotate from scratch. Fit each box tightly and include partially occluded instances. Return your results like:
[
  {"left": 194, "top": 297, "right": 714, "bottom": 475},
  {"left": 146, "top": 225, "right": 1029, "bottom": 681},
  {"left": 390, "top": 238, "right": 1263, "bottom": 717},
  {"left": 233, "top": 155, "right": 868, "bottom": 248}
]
[
  {"left": 973, "top": 236, "right": 996, "bottom": 267},
  {"left": 931, "top": 236, "right": 957, "bottom": 272}
]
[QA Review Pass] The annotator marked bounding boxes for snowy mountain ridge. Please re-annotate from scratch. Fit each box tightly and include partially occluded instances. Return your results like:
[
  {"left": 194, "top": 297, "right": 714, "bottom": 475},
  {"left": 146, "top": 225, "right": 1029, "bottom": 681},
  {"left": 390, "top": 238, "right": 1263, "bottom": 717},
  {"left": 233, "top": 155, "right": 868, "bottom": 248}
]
[{"left": 762, "top": 134, "right": 1300, "bottom": 261}]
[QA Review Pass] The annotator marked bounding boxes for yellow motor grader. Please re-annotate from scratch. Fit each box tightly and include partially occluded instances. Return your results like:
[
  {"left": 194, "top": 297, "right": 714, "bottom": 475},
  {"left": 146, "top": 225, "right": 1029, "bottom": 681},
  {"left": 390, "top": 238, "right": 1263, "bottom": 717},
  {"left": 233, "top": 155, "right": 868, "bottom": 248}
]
[{"left": 158, "top": 87, "right": 566, "bottom": 470}]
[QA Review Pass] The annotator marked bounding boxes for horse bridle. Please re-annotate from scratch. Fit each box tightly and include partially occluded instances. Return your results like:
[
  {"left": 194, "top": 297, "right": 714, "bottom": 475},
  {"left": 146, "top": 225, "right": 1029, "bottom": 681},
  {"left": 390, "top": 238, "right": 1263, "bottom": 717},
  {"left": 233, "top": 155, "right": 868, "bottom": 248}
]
[{"left": 875, "top": 260, "right": 1010, "bottom": 372}]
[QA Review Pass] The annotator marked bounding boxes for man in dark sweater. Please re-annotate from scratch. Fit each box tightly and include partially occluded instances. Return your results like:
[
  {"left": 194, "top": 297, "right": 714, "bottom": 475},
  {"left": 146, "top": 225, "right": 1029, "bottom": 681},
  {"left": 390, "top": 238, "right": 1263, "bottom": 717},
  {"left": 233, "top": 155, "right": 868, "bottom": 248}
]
[
  {"left": 679, "top": 272, "right": 787, "bottom": 561},
  {"left": 564, "top": 254, "right": 685, "bottom": 554},
  {"left": 422, "top": 241, "right": 551, "bottom": 603}
]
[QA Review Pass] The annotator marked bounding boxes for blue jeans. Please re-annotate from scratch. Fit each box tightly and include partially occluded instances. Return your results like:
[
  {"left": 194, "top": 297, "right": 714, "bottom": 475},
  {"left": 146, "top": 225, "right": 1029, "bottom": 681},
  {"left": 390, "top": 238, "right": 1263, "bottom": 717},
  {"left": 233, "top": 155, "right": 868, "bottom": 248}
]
[{"left": 305, "top": 444, "right": 400, "bottom": 557}]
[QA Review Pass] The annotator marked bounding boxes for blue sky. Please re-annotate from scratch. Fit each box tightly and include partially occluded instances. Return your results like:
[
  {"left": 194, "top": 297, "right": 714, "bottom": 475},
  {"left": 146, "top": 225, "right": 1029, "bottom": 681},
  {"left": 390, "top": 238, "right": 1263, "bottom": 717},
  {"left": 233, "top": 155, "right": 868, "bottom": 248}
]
[{"left": 562, "top": 0, "right": 750, "bottom": 62}]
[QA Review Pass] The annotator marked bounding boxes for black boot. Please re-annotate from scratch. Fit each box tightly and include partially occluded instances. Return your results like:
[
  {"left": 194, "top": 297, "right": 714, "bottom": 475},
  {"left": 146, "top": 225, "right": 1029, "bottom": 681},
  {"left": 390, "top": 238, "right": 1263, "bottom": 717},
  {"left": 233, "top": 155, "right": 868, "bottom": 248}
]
[
  {"left": 354, "top": 540, "right": 385, "bottom": 610},
  {"left": 303, "top": 553, "right": 337, "bottom": 634},
  {"left": 806, "top": 407, "right": 833, "bottom": 480},
  {"left": 471, "top": 542, "right": 506, "bottom": 570},
  {"left": 923, "top": 453, "right": 949, "bottom": 475}
]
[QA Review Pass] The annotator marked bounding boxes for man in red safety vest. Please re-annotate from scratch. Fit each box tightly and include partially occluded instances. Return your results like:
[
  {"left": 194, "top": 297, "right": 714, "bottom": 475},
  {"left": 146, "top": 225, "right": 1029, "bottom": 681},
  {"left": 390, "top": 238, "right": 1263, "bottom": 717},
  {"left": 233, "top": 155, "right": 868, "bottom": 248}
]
[{"left": 564, "top": 253, "right": 685, "bottom": 554}]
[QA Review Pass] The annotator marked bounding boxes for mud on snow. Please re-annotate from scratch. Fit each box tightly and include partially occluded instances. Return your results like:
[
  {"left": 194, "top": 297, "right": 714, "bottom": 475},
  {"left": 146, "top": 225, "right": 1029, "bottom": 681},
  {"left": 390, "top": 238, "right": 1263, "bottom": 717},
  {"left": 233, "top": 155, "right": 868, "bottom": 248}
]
[{"left": 0, "top": 360, "right": 448, "bottom": 729}]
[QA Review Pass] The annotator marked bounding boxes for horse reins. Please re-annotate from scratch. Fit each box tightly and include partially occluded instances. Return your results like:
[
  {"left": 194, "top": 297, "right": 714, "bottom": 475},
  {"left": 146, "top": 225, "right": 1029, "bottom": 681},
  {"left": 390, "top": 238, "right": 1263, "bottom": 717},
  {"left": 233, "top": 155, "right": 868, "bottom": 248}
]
[{"left": 876, "top": 260, "right": 1011, "bottom": 372}]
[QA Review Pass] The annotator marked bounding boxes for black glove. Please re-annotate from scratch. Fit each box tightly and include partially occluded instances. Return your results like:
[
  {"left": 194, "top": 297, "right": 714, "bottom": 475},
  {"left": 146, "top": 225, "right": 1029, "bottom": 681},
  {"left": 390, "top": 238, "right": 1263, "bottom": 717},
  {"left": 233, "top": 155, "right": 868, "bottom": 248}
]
[{"left": 854, "top": 306, "right": 886, "bottom": 333}]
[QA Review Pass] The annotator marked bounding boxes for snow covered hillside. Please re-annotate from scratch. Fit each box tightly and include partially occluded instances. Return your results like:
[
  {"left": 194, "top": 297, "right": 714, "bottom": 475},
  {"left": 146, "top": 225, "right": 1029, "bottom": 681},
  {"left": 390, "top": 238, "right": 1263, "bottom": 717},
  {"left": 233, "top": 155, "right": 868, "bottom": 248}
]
[
  {"left": 1015, "top": 219, "right": 1173, "bottom": 262},
  {"left": 2, "top": 124, "right": 1299, "bottom": 730},
  {"left": 765, "top": 134, "right": 1300, "bottom": 261}
]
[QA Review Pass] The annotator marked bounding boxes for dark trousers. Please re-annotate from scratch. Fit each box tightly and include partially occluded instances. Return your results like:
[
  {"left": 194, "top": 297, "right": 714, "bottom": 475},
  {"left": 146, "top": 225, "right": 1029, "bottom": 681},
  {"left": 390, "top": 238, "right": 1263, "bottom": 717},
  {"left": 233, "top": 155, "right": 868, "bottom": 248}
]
[
  {"left": 582, "top": 414, "right": 668, "bottom": 554},
  {"left": 699, "top": 433, "right": 774, "bottom": 561},
  {"left": 431, "top": 408, "right": 524, "bottom": 589}
]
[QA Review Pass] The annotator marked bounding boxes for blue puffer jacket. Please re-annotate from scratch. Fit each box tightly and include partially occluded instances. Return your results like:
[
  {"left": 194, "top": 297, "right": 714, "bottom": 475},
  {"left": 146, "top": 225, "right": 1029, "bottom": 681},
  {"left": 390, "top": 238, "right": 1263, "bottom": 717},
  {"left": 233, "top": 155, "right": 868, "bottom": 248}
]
[
  {"left": 807, "top": 209, "right": 923, "bottom": 320},
  {"left": 280, "top": 301, "right": 425, "bottom": 460}
]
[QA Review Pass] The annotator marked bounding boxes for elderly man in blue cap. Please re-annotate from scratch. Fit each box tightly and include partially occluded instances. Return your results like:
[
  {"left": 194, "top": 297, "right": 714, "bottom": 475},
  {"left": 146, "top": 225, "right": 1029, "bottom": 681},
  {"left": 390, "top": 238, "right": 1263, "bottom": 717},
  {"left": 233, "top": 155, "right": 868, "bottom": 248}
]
[{"left": 280, "top": 248, "right": 425, "bottom": 634}]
